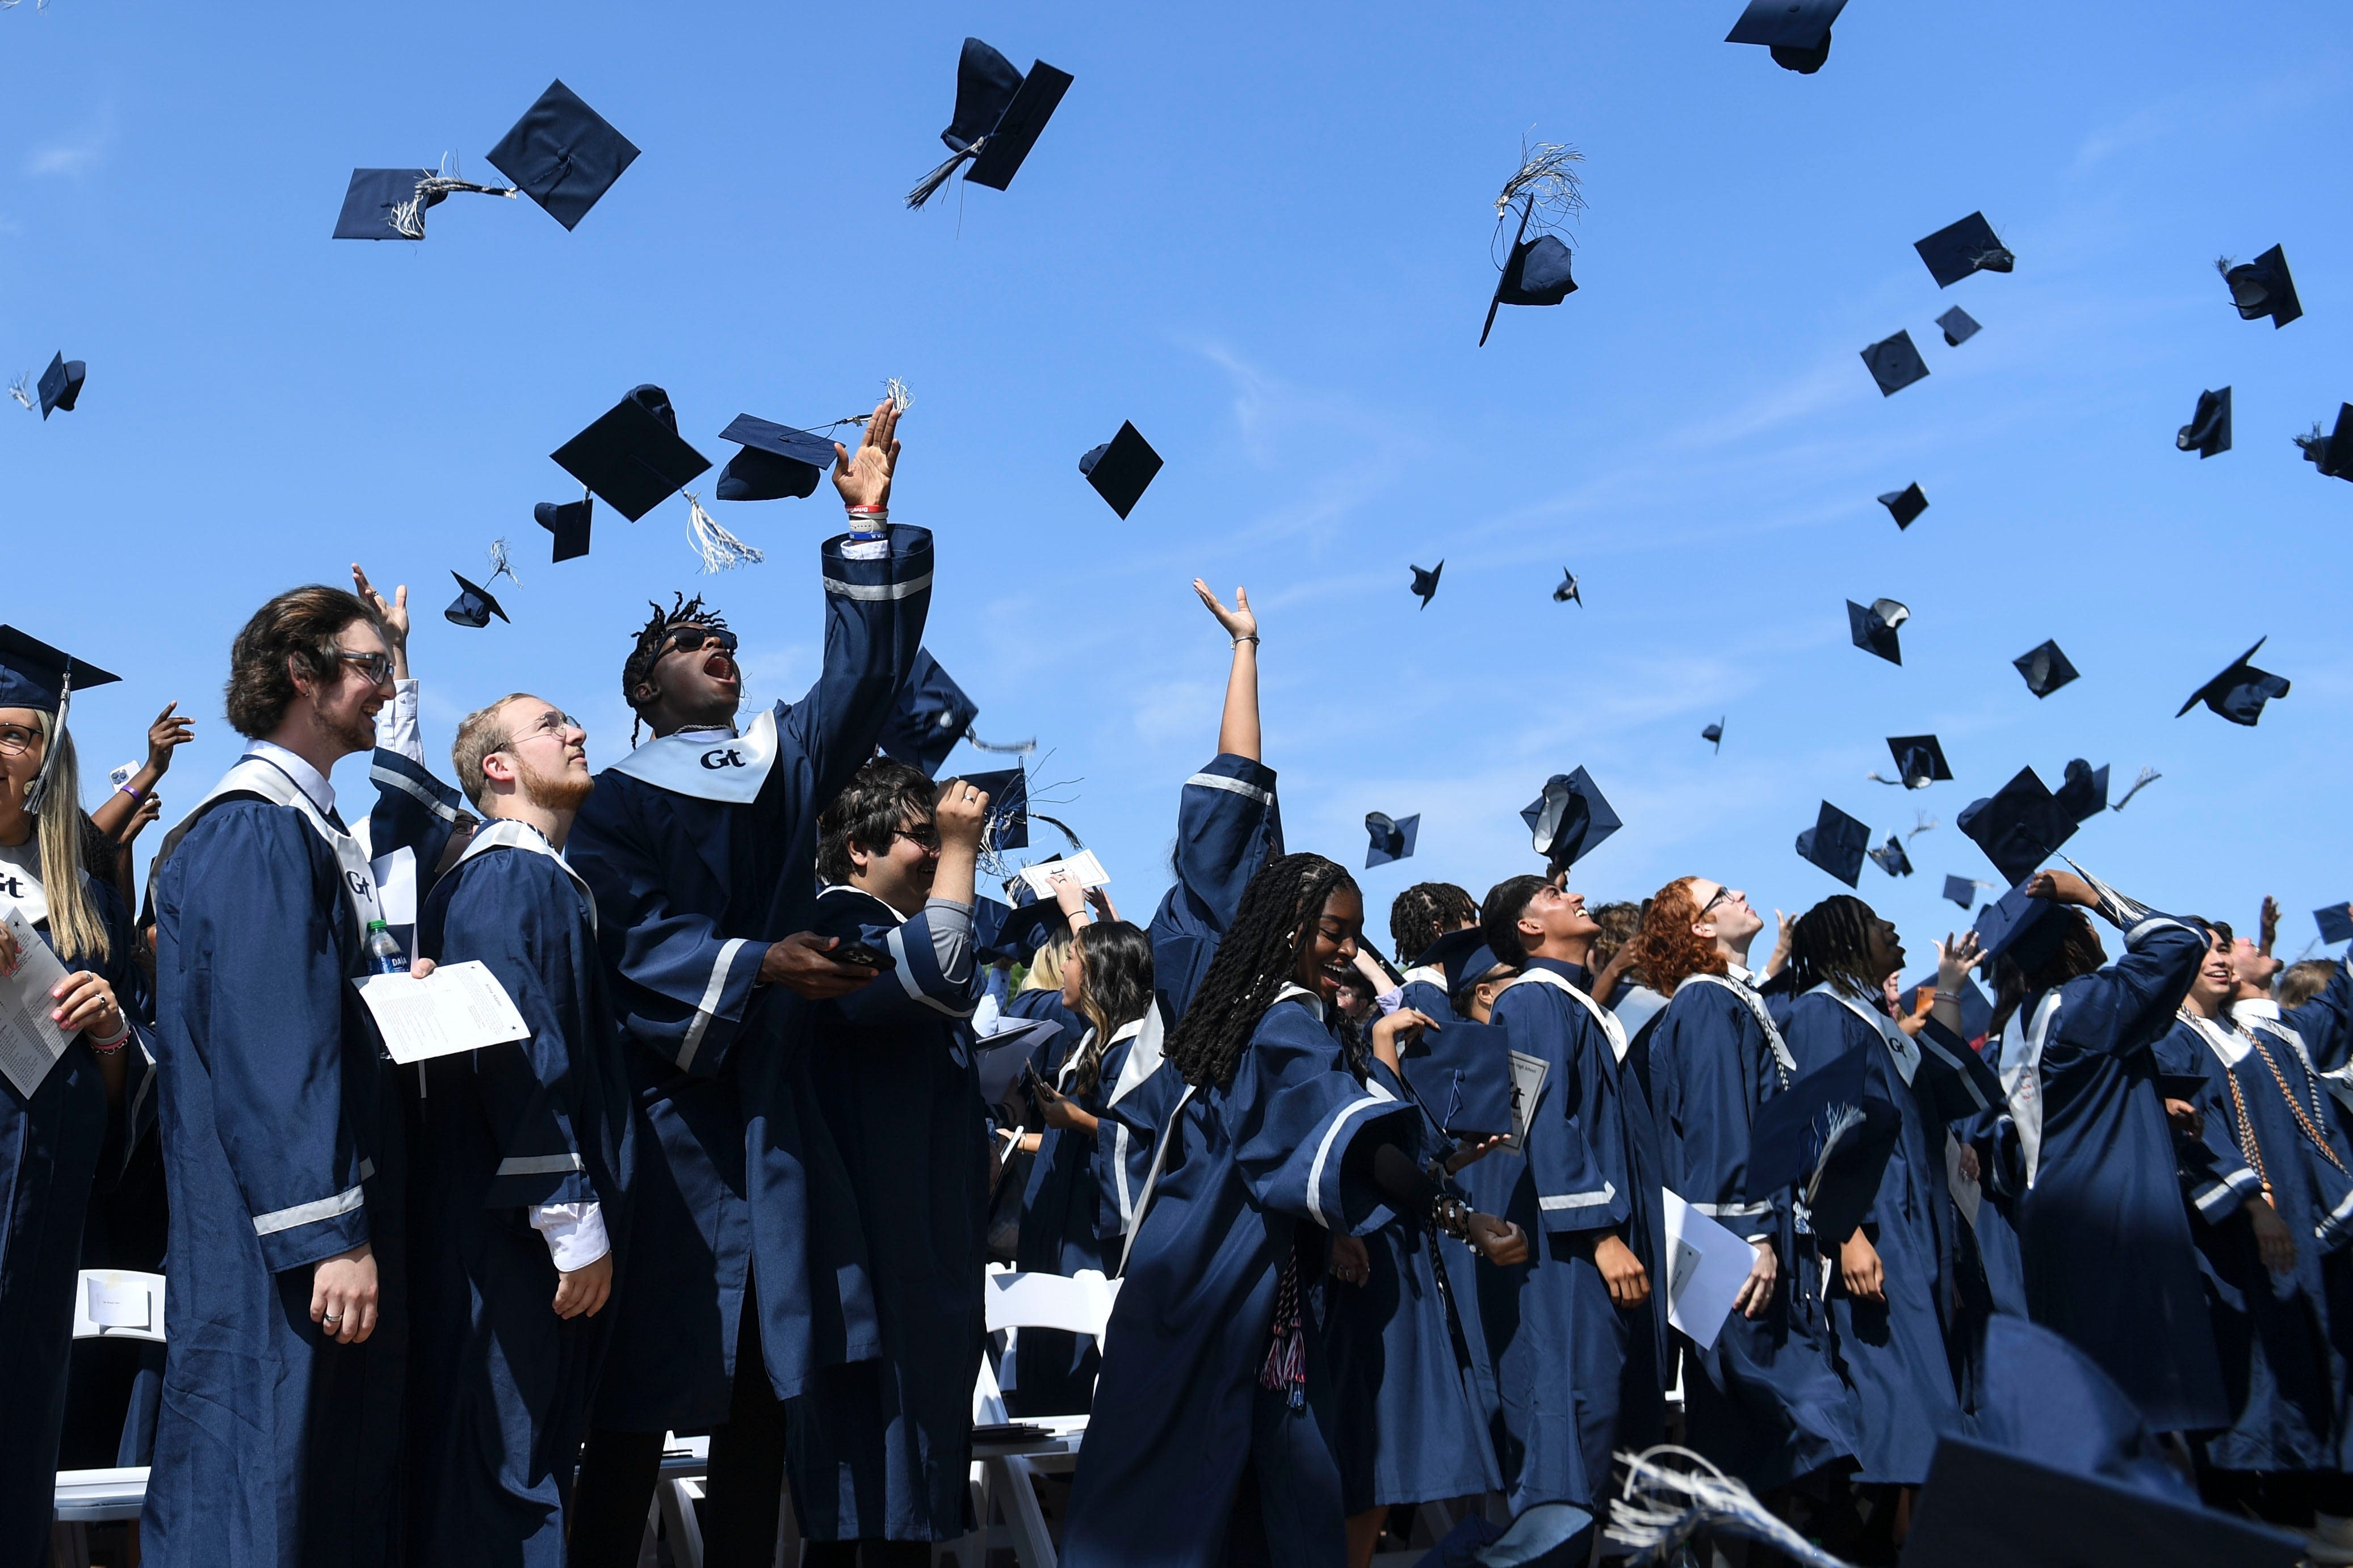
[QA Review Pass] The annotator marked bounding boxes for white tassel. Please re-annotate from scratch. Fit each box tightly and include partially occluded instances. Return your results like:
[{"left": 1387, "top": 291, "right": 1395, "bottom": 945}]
[
  {"left": 488, "top": 537, "right": 521, "bottom": 588},
  {"left": 685, "top": 492, "right": 764, "bottom": 574},
  {"left": 2112, "top": 766, "right": 2162, "bottom": 812},
  {"left": 23, "top": 672, "right": 69, "bottom": 817},
  {"left": 6, "top": 372, "right": 31, "bottom": 411},
  {"left": 1607, "top": 1445, "right": 1857, "bottom": 1568},
  {"left": 966, "top": 730, "right": 1035, "bottom": 755},
  {"left": 1804, "top": 1104, "right": 1866, "bottom": 1211},
  {"left": 884, "top": 377, "right": 913, "bottom": 413},
  {"left": 906, "top": 144, "right": 980, "bottom": 209}
]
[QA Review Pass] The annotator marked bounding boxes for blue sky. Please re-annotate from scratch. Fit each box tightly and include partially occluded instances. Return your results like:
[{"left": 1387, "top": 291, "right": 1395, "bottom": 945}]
[{"left": 4, "top": 1, "right": 2350, "bottom": 966}]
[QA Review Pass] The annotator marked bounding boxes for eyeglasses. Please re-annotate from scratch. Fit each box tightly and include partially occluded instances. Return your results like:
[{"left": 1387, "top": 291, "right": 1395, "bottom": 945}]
[
  {"left": 334, "top": 649, "right": 396, "bottom": 687},
  {"left": 894, "top": 823, "right": 942, "bottom": 853},
  {"left": 660, "top": 626, "right": 739, "bottom": 659},
  {"left": 494, "top": 711, "right": 581, "bottom": 754},
  {"left": 0, "top": 724, "right": 38, "bottom": 759},
  {"left": 1696, "top": 886, "right": 1734, "bottom": 920}
]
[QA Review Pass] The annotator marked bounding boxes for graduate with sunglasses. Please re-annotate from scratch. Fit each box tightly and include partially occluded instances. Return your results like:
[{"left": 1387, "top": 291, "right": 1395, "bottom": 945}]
[{"left": 563, "top": 402, "right": 934, "bottom": 1565}]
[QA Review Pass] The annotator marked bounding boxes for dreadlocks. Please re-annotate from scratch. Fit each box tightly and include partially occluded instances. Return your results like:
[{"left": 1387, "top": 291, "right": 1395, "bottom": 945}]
[
  {"left": 1390, "top": 881, "right": 1479, "bottom": 968},
  {"left": 621, "top": 592, "right": 729, "bottom": 743},
  {"left": 1784, "top": 896, "right": 1884, "bottom": 999},
  {"left": 1165, "top": 852, "right": 1354, "bottom": 1093}
]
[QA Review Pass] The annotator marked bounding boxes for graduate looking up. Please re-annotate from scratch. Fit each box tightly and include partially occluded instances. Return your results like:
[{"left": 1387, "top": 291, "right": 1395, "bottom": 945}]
[
  {"left": 405, "top": 696, "right": 636, "bottom": 1566},
  {"left": 144, "top": 583, "right": 433, "bottom": 1567},
  {"left": 564, "top": 396, "right": 934, "bottom": 1568}
]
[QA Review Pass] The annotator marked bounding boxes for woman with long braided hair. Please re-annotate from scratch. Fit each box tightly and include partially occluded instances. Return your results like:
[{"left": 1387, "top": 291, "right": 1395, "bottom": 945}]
[{"left": 1062, "top": 852, "right": 1525, "bottom": 1568}]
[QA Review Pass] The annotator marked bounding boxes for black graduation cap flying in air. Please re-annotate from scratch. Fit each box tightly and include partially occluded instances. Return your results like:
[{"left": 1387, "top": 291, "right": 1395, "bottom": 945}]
[
  {"left": 486, "top": 81, "right": 640, "bottom": 232},
  {"left": 1957, "top": 767, "right": 2077, "bottom": 886},
  {"left": 907, "top": 39, "right": 1074, "bottom": 209},
  {"left": 1479, "top": 141, "right": 1583, "bottom": 346},
  {"left": 1861, "top": 331, "right": 1930, "bottom": 396},
  {"left": 1846, "top": 598, "right": 1908, "bottom": 664},
  {"left": 1873, "top": 734, "right": 1951, "bottom": 789},
  {"left": 1364, "top": 812, "right": 1419, "bottom": 869},
  {"left": 1796, "top": 800, "right": 1871, "bottom": 887},
  {"left": 20, "top": 354, "right": 85, "bottom": 419},
  {"left": 2012, "top": 639, "right": 2078, "bottom": 699},
  {"left": 1521, "top": 767, "right": 1620, "bottom": 874},
  {"left": 443, "top": 572, "right": 510, "bottom": 629},
  {"left": 1936, "top": 306, "right": 1980, "bottom": 347},
  {"left": 2178, "top": 637, "right": 2290, "bottom": 726},
  {"left": 1553, "top": 570, "right": 1582, "bottom": 605},
  {"left": 2297, "top": 403, "right": 2353, "bottom": 481},
  {"left": 552, "top": 386, "right": 762, "bottom": 571},
  {"left": 1702, "top": 718, "right": 1724, "bottom": 752},
  {"left": 1868, "top": 835, "right": 1914, "bottom": 878},
  {"left": 2176, "top": 387, "right": 2231, "bottom": 459},
  {"left": 2217, "top": 245, "right": 2300, "bottom": 329},
  {"left": 2053, "top": 758, "right": 2109, "bottom": 823},
  {"left": 1877, "top": 483, "right": 1928, "bottom": 529},
  {"left": 332, "top": 162, "right": 517, "bottom": 241},
  {"left": 715, "top": 415, "right": 836, "bottom": 503},
  {"left": 1941, "top": 875, "right": 1983, "bottom": 909},
  {"left": 535, "top": 495, "right": 593, "bottom": 562},
  {"left": 879, "top": 650, "right": 980, "bottom": 777},
  {"left": 2317, "top": 904, "right": 2353, "bottom": 945},
  {"left": 1915, "top": 212, "right": 2015, "bottom": 288},
  {"left": 1079, "top": 423, "right": 1163, "bottom": 519},
  {"left": 1723, "top": 0, "right": 1848, "bottom": 73},
  {"left": 0, "top": 625, "right": 119, "bottom": 815},
  {"left": 1409, "top": 562, "right": 1443, "bottom": 609}
]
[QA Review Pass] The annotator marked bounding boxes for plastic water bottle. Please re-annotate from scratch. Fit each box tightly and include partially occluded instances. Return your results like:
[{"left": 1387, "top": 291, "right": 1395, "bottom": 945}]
[{"left": 365, "top": 920, "right": 408, "bottom": 976}]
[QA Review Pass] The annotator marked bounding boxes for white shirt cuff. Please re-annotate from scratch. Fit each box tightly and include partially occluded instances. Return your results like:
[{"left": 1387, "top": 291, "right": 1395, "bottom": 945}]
[
  {"left": 383, "top": 678, "right": 424, "bottom": 764},
  {"left": 531, "top": 1201, "right": 610, "bottom": 1272}
]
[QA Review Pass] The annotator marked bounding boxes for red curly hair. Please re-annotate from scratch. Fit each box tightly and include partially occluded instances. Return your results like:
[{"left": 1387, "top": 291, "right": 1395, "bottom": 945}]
[{"left": 1631, "top": 877, "right": 1728, "bottom": 997}]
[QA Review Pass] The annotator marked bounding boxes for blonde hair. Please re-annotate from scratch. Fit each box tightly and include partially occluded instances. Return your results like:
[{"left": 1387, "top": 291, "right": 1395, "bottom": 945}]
[
  {"left": 30, "top": 713, "right": 108, "bottom": 962},
  {"left": 1021, "top": 930, "right": 1076, "bottom": 992},
  {"left": 450, "top": 693, "right": 539, "bottom": 811}
]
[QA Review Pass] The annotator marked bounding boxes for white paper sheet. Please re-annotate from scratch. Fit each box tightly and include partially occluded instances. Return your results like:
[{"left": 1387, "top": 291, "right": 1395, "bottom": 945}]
[
  {"left": 371, "top": 846, "right": 418, "bottom": 928},
  {"left": 0, "top": 905, "right": 73, "bottom": 1098},
  {"left": 1944, "top": 1132, "right": 1983, "bottom": 1229},
  {"left": 355, "top": 961, "right": 531, "bottom": 1065},
  {"left": 1502, "top": 1049, "right": 1549, "bottom": 1154},
  {"left": 1660, "top": 1188, "right": 1759, "bottom": 1353},
  {"left": 1017, "top": 850, "right": 1110, "bottom": 899},
  {"left": 86, "top": 1272, "right": 156, "bottom": 1330}
]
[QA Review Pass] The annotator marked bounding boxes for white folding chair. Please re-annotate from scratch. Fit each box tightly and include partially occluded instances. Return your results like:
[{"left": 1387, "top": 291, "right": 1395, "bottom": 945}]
[
  {"left": 54, "top": 1272, "right": 166, "bottom": 1564},
  {"left": 72, "top": 1269, "right": 166, "bottom": 1344}
]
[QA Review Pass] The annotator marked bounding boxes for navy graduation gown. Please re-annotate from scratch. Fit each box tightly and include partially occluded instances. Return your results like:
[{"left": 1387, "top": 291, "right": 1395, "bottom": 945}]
[
  {"left": 146, "top": 791, "right": 409, "bottom": 1567},
  {"left": 1475, "top": 959, "right": 1667, "bottom": 1512},
  {"left": 1009, "top": 1016, "right": 1134, "bottom": 1417},
  {"left": 2006, "top": 914, "right": 2226, "bottom": 1433},
  {"left": 0, "top": 870, "right": 151, "bottom": 1567},
  {"left": 1647, "top": 974, "right": 1858, "bottom": 1490},
  {"left": 405, "top": 827, "right": 637, "bottom": 1565},
  {"left": 786, "top": 885, "right": 987, "bottom": 1543},
  {"left": 565, "top": 526, "right": 930, "bottom": 1428},
  {"left": 1062, "top": 993, "right": 1412, "bottom": 1568},
  {"left": 1782, "top": 989, "right": 1967, "bottom": 1486},
  {"left": 1146, "top": 753, "right": 1282, "bottom": 1028}
]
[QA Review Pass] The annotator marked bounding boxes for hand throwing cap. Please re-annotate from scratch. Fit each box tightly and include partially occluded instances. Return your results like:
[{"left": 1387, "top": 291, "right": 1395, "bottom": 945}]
[
  {"left": 486, "top": 81, "right": 640, "bottom": 231},
  {"left": 954, "top": 766, "right": 1030, "bottom": 854}
]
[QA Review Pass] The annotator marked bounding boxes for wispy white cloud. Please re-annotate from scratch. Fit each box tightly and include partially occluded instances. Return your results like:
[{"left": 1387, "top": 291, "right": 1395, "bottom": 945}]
[{"left": 24, "top": 103, "right": 114, "bottom": 178}]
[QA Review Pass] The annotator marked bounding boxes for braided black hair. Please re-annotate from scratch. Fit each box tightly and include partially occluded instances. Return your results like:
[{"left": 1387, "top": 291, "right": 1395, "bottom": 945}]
[
  {"left": 1784, "top": 895, "right": 1884, "bottom": 999},
  {"left": 1390, "top": 881, "right": 1479, "bottom": 967},
  {"left": 1165, "top": 852, "right": 1355, "bottom": 1092},
  {"left": 622, "top": 593, "right": 730, "bottom": 742}
]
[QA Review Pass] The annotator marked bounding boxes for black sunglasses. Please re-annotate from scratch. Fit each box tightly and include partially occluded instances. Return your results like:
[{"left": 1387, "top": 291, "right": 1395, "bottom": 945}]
[{"left": 661, "top": 626, "right": 739, "bottom": 658}]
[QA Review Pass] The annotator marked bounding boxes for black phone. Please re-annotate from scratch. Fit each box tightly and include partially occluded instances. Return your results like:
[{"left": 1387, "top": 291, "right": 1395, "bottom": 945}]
[{"left": 833, "top": 941, "right": 892, "bottom": 970}]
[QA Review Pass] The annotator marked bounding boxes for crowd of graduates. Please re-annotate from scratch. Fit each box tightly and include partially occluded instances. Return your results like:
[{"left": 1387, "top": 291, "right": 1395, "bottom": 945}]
[{"left": 3, "top": 407, "right": 2351, "bottom": 1568}]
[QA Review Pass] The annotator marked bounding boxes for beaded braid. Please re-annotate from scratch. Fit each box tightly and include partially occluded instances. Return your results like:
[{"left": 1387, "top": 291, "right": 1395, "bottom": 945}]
[{"left": 1165, "top": 852, "right": 1355, "bottom": 1092}]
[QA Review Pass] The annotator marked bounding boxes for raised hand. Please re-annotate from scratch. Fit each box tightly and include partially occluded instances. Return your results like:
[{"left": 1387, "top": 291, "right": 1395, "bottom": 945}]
[
  {"left": 1192, "top": 579, "right": 1256, "bottom": 642},
  {"left": 934, "top": 779, "right": 989, "bottom": 855},
  {"left": 350, "top": 564, "right": 409, "bottom": 654},
  {"left": 2259, "top": 895, "right": 2281, "bottom": 956},
  {"left": 1934, "top": 930, "right": 1983, "bottom": 990},
  {"left": 2025, "top": 868, "right": 2096, "bottom": 909},
  {"left": 832, "top": 397, "right": 902, "bottom": 511},
  {"left": 143, "top": 701, "right": 194, "bottom": 777}
]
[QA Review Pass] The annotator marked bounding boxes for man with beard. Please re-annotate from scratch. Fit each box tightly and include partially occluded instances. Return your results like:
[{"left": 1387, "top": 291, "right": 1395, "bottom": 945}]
[
  {"left": 565, "top": 400, "right": 933, "bottom": 1565},
  {"left": 145, "top": 581, "right": 431, "bottom": 1566},
  {"left": 403, "top": 695, "right": 635, "bottom": 1566}
]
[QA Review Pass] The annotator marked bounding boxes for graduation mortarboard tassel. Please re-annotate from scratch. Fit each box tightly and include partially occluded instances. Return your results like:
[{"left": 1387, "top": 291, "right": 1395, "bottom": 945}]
[
  {"left": 1702, "top": 717, "right": 1723, "bottom": 752},
  {"left": 552, "top": 385, "right": 761, "bottom": 573},
  {"left": 1079, "top": 422, "right": 1163, "bottom": 519},
  {"left": 2217, "top": 245, "right": 2301, "bottom": 329},
  {"left": 535, "top": 494, "right": 594, "bottom": 563},
  {"left": 1846, "top": 598, "right": 1908, "bottom": 664},
  {"left": 2296, "top": 403, "right": 2353, "bottom": 482},
  {"left": 1861, "top": 331, "right": 1930, "bottom": 396},
  {"left": 2012, "top": 638, "right": 2078, "bottom": 698},
  {"left": 486, "top": 81, "right": 640, "bottom": 232},
  {"left": 1409, "top": 562, "right": 1443, "bottom": 609},
  {"left": 954, "top": 767, "right": 1031, "bottom": 854},
  {"left": 1553, "top": 569, "right": 1582, "bottom": 605},
  {"left": 2176, "top": 386, "right": 2231, "bottom": 459},
  {"left": 2111, "top": 765, "right": 2159, "bottom": 812},
  {"left": 1877, "top": 482, "right": 1928, "bottom": 529},
  {"left": 1795, "top": 800, "right": 1871, "bottom": 887},
  {"left": 2177, "top": 636, "right": 2289, "bottom": 726},
  {"left": 1364, "top": 812, "right": 1419, "bottom": 869},
  {"left": 907, "top": 39, "right": 1073, "bottom": 209},
  {"left": 1723, "top": 0, "right": 1848, "bottom": 73},
  {"left": 1914, "top": 211, "right": 2015, "bottom": 289},
  {"left": 1936, "top": 306, "right": 1981, "bottom": 347},
  {"left": 444, "top": 571, "right": 509, "bottom": 629},
  {"left": 333, "top": 159, "right": 516, "bottom": 242},
  {"left": 1479, "top": 140, "right": 1584, "bottom": 347}
]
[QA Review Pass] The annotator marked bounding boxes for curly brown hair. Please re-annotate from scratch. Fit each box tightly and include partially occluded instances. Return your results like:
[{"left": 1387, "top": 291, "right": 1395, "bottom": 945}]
[
  {"left": 1631, "top": 877, "right": 1727, "bottom": 997},
  {"left": 224, "top": 586, "right": 374, "bottom": 739}
]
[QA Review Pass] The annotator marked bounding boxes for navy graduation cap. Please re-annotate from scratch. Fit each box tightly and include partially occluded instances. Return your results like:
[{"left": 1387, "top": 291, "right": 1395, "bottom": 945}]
[
  {"left": 2053, "top": 758, "right": 2109, "bottom": 823},
  {"left": 908, "top": 39, "right": 1073, "bottom": 209},
  {"left": 1723, "top": 0, "right": 1848, "bottom": 73},
  {"left": 1480, "top": 232, "right": 1577, "bottom": 347},
  {"left": 1861, "top": 331, "right": 1929, "bottom": 396},
  {"left": 33, "top": 354, "right": 83, "bottom": 419},
  {"left": 1521, "top": 767, "right": 1620, "bottom": 873},
  {"left": 1876, "top": 482, "right": 1928, "bottom": 529},
  {"left": 0, "top": 625, "right": 119, "bottom": 814},
  {"left": 1877, "top": 734, "right": 1950, "bottom": 789},
  {"left": 2176, "top": 386, "right": 2230, "bottom": 459},
  {"left": 1553, "top": 569, "right": 1581, "bottom": 605},
  {"left": 1409, "top": 562, "right": 1442, "bottom": 609},
  {"left": 1480, "top": 141, "right": 1583, "bottom": 347},
  {"left": 1364, "top": 812, "right": 1419, "bottom": 869},
  {"left": 1957, "top": 767, "right": 2077, "bottom": 886},
  {"left": 2177, "top": 636, "right": 2289, "bottom": 726},
  {"left": 486, "top": 81, "right": 640, "bottom": 232},
  {"left": 1750, "top": 1043, "right": 1901, "bottom": 1252},
  {"left": 1079, "top": 422, "right": 1163, "bottom": 519},
  {"left": 2012, "top": 638, "right": 2078, "bottom": 698},
  {"left": 1936, "top": 306, "right": 1980, "bottom": 347},
  {"left": 333, "top": 164, "right": 514, "bottom": 241},
  {"left": 1972, "top": 880, "right": 2065, "bottom": 969},
  {"left": 535, "top": 495, "right": 593, "bottom": 562},
  {"left": 2297, "top": 403, "right": 2353, "bottom": 481},
  {"left": 1941, "top": 874, "right": 1981, "bottom": 909},
  {"left": 955, "top": 767, "right": 1030, "bottom": 854},
  {"left": 1701, "top": 717, "right": 1723, "bottom": 752},
  {"left": 444, "top": 572, "right": 509, "bottom": 629},
  {"left": 552, "top": 386, "right": 713, "bottom": 522},
  {"left": 1796, "top": 800, "right": 1870, "bottom": 887},
  {"left": 1915, "top": 212, "right": 2015, "bottom": 288},
  {"left": 1846, "top": 598, "right": 1907, "bottom": 664},
  {"left": 879, "top": 650, "right": 980, "bottom": 777},
  {"left": 2218, "top": 244, "right": 2300, "bottom": 329},
  {"left": 1868, "top": 834, "right": 1913, "bottom": 878},
  {"left": 2316, "top": 903, "right": 2353, "bottom": 945},
  {"left": 716, "top": 415, "right": 834, "bottom": 503},
  {"left": 1399, "top": 1019, "right": 1516, "bottom": 1141}
]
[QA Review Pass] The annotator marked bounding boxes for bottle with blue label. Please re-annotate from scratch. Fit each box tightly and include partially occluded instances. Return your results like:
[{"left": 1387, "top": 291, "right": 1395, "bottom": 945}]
[{"left": 365, "top": 919, "right": 408, "bottom": 976}]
